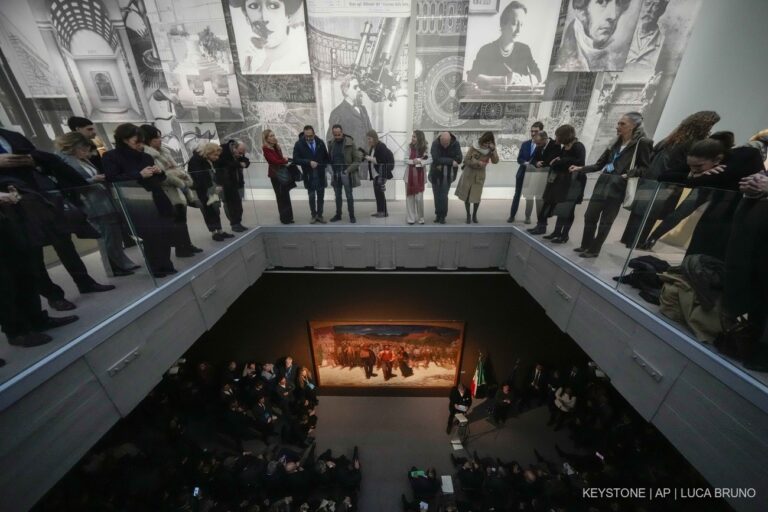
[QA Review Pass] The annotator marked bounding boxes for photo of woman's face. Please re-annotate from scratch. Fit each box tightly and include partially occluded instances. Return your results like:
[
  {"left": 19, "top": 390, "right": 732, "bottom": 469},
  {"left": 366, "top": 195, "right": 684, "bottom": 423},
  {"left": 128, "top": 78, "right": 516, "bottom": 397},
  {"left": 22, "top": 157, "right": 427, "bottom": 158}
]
[{"left": 245, "top": 0, "right": 289, "bottom": 49}]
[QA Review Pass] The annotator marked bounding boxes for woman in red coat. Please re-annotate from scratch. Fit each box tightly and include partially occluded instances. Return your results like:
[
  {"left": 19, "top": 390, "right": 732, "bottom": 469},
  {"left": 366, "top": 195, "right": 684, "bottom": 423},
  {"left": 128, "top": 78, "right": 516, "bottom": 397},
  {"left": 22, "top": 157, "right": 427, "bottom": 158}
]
[{"left": 262, "top": 129, "right": 294, "bottom": 224}]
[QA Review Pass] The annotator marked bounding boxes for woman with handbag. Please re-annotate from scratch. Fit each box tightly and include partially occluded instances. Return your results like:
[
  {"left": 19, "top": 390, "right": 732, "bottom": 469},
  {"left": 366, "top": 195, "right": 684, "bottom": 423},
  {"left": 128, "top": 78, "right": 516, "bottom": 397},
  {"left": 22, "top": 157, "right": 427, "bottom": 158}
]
[
  {"left": 363, "top": 130, "right": 395, "bottom": 218},
  {"left": 403, "top": 130, "right": 431, "bottom": 224},
  {"left": 545, "top": 125, "right": 586, "bottom": 244},
  {"left": 262, "top": 129, "right": 295, "bottom": 224},
  {"left": 55, "top": 132, "right": 139, "bottom": 276},
  {"left": 569, "top": 112, "right": 652, "bottom": 258},
  {"left": 188, "top": 143, "right": 233, "bottom": 242},
  {"left": 140, "top": 125, "right": 203, "bottom": 258},
  {"left": 455, "top": 131, "right": 499, "bottom": 224}
]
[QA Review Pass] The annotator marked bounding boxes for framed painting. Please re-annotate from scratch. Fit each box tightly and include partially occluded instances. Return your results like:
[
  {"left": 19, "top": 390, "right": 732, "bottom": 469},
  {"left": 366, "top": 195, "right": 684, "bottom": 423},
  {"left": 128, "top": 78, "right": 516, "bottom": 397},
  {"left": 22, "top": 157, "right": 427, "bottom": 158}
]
[
  {"left": 91, "top": 71, "right": 118, "bottom": 100},
  {"left": 308, "top": 321, "right": 465, "bottom": 389}
]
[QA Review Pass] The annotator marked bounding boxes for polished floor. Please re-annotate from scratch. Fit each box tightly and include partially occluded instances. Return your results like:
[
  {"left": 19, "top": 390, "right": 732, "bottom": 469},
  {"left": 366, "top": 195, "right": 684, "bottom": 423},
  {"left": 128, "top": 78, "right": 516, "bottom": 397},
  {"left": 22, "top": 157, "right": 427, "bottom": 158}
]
[{"left": 312, "top": 396, "right": 574, "bottom": 512}]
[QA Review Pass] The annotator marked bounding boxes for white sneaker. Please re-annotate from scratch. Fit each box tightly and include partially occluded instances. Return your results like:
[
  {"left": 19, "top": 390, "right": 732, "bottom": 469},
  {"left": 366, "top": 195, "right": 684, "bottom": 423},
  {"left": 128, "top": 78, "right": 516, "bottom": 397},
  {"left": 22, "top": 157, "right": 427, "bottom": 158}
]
[{"left": 418, "top": 218, "right": 424, "bottom": 224}]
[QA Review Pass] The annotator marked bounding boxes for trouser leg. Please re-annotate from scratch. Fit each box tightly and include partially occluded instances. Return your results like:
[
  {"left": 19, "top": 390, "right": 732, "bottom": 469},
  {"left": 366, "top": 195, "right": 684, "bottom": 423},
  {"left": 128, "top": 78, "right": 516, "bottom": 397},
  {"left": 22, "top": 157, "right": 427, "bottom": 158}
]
[
  {"left": 344, "top": 180, "right": 355, "bottom": 217},
  {"left": 333, "top": 182, "right": 343, "bottom": 216},
  {"left": 0, "top": 249, "right": 46, "bottom": 338},
  {"left": 406, "top": 195, "right": 416, "bottom": 223},
  {"left": 100, "top": 216, "right": 137, "bottom": 268},
  {"left": 52, "top": 234, "right": 96, "bottom": 290},
  {"left": 589, "top": 198, "right": 622, "bottom": 253},
  {"left": 510, "top": 168, "right": 525, "bottom": 218},
  {"left": 581, "top": 199, "right": 603, "bottom": 250},
  {"left": 223, "top": 187, "right": 243, "bottom": 226},
  {"left": 525, "top": 196, "right": 535, "bottom": 220},
  {"left": 308, "top": 189, "right": 317, "bottom": 218},
  {"left": 316, "top": 186, "right": 325, "bottom": 217}
]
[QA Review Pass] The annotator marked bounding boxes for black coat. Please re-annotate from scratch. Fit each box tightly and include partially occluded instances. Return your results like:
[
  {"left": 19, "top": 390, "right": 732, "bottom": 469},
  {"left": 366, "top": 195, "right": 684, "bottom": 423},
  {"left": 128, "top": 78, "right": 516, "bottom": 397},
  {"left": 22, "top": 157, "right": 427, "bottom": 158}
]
[
  {"left": 102, "top": 146, "right": 173, "bottom": 218},
  {"left": 365, "top": 141, "right": 395, "bottom": 180},
  {"left": 584, "top": 134, "right": 653, "bottom": 201},
  {"left": 217, "top": 141, "right": 250, "bottom": 190},
  {"left": 429, "top": 133, "right": 463, "bottom": 183},
  {"left": 543, "top": 142, "right": 586, "bottom": 204},
  {"left": 292, "top": 134, "right": 329, "bottom": 189},
  {"left": 531, "top": 140, "right": 561, "bottom": 168},
  {"left": 187, "top": 152, "right": 217, "bottom": 199}
]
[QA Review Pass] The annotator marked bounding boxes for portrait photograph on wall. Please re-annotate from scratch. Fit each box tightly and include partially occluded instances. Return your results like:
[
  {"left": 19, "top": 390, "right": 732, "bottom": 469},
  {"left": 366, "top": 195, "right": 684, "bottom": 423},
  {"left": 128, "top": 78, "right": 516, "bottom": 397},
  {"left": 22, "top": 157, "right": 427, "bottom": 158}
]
[
  {"left": 308, "top": 321, "right": 465, "bottom": 389},
  {"left": 227, "top": 0, "right": 311, "bottom": 75},
  {"left": 553, "top": 0, "right": 643, "bottom": 72},
  {"left": 462, "top": 0, "right": 561, "bottom": 102}
]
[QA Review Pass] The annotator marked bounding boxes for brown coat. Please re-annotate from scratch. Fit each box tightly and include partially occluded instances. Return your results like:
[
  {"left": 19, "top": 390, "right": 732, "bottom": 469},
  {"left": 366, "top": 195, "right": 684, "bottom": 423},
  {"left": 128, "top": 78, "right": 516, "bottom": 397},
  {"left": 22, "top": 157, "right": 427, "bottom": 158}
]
[{"left": 455, "top": 146, "right": 498, "bottom": 203}]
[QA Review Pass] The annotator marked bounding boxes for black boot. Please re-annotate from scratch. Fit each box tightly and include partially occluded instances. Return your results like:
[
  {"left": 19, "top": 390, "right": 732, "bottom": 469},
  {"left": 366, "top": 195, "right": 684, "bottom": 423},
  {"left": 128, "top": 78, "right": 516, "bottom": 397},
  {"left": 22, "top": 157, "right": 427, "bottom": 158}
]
[{"left": 472, "top": 203, "right": 479, "bottom": 223}]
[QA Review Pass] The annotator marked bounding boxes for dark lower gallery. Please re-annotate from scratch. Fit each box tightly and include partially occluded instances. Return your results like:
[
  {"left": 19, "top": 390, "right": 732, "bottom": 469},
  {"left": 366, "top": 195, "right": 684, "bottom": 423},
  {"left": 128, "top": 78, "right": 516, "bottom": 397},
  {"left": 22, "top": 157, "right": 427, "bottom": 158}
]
[{"left": 32, "top": 273, "right": 731, "bottom": 512}]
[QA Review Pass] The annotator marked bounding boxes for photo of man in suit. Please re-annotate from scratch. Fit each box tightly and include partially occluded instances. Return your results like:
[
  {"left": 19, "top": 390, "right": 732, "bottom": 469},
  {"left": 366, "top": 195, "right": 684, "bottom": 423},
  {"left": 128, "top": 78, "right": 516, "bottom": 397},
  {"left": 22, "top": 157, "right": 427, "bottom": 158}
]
[
  {"left": 326, "top": 77, "right": 373, "bottom": 152},
  {"left": 555, "top": 0, "right": 636, "bottom": 72},
  {"left": 625, "top": 0, "right": 669, "bottom": 71}
]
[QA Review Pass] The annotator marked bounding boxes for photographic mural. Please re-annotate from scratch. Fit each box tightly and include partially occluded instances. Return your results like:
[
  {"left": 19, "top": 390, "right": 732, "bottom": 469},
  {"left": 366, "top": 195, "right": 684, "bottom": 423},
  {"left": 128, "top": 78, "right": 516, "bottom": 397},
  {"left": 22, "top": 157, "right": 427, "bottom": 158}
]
[
  {"left": 309, "top": 321, "right": 465, "bottom": 389},
  {"left": 0, "top": 0, "right": 702, "bottom": 167}
]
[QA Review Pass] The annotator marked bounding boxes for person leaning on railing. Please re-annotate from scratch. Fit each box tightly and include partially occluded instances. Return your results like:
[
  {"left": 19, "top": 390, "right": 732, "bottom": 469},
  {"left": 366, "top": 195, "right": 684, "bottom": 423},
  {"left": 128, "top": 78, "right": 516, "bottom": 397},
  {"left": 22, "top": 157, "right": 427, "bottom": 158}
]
[
  {"left": 621, "top": 110, "right": 721, "bottom": 250},
  {"left": 140, "top": 124, "right": 203, "bottom": 258},
  {"left": 262, "top": 128, "right": 295, "bottom": 225},
  {"left": 188, "top": 142, "right": 234, "bottom": 242},
  {"left": 102, "top": 123, "right": 178, "bottom": 278},
  {"left": 724, "top": 169, "right": 768, "bottom": 371},
  {"left": 55, "top": 132, "right": 139, "bottom": 277},
  {"left": 0, "top": 127, "right": 115, "bottom": 312},
  {"left": 569, "top": 112, "right": 652, "bottom": 259},
  {"left": 656, "top": 136, "right": 764, "bottom": 261}
]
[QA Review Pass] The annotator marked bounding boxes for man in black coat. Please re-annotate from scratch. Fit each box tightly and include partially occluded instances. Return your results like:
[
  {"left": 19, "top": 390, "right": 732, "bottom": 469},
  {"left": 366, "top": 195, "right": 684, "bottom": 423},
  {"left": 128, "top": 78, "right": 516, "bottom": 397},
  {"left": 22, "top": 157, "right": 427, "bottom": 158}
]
[
  {"left": 293, "top": 125, "right": 330, "bottom": 223},
  {"left": 518, "top": 362, "right": 548, "bottom": 412},
  {"left": 447, "top": 382, "right": 472, "bottom": 434},
  {"left": 0, "top": 191, "right": 78, "bottom": 348},
  {"left": 217, "top": 139, "right": 250, "bottom": 232},
  {"left": 0, "top": 128, "right": 114, "bottom": 312},
  {"left": 430, "top": 132, "right": 463, "bottom": 224},
  {"left": 527, "top": 130, "right": 563, "bottom": 235}
]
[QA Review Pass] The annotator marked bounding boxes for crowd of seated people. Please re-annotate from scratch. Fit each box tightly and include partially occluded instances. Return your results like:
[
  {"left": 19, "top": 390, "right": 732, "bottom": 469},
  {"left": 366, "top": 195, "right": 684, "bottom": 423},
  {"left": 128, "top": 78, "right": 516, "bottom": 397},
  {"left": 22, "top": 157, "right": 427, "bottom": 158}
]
[
  {"left": 0, "top": 119, "right": 252, "bottom": 366},
  {"left": 34, "top": 356, "right": 362, "bottom": 512},
  {"left": 406, "top": 361, "right": 730, "bottom": 512}
]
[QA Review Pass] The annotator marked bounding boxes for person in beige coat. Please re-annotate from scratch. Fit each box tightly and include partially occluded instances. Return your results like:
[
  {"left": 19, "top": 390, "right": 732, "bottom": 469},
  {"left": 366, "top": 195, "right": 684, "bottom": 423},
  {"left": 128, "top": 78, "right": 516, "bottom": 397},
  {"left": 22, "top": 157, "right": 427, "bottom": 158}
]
[
  {"left": 140, "top": 125, "right": 203, "bottom": 257},
  {"left": 455, "top": 131, "right": 499, "bottom": 223}
]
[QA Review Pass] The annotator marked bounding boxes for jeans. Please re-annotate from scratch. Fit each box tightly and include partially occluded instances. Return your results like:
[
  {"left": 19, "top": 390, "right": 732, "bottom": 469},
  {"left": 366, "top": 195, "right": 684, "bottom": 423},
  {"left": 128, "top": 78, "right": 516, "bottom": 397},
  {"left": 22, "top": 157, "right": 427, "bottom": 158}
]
[{"left": 332, "top": 172, "right": 355, "bottom": 217}]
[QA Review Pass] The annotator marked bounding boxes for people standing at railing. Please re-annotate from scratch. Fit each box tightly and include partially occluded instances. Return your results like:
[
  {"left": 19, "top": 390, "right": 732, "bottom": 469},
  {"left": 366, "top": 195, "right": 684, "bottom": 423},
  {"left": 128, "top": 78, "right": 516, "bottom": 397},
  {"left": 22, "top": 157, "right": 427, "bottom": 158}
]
[
  {"left": 140, "top": 125, "right": 203, "bottom": 259},
  {"left": 1, "top": 189, "right": 78, "bottom": 348},
  {"left": 293, "top": 125, "right": 330, "bottom": 224},
  {"left": 55, "top": 132, "right": 139, "bottom": 276},
  {"left": 363, "top": 130, "right": 394, "bottom": 218},
  {"left": 656, "top": 137, "right": 764, "bottom": 261},
  {"left": 526, "top": 130, "right": 563, "bottom": 235},
  {"left": 621, "top": 111, "right": 721, "bottom": 249},
  {"left": 508, "top": 121, "right": 543, "bottom": 223},
  {"left": 0, "top": 127, "right": 116, "bottom": 312},
  {"left": 544, "top": 125, "right": 586, "bottom": 244},
  {"left": 218, "top": 140, "right": 250, "bottom": 233},
  {"left": 570, "top": 112, "right": 652, "bottom": 258},
  {"left": 103, "top": 123, "right": 177, "bottom": 278},
  {"left": 262, "top": 129, "right": 295, "bottom": 225},
  {"left": 430, "top": 131, "right": 463, "bottom": 224},
  {"left": 456, "top": 131, "right": 499, "bottom": 224},
  {"left": 640, "top": 131, "right": 734, "bottom": 250},
  {"left": 403, "top": 130, "right": 430, "bottom": 225},
  {"left": 724, "top": 169, "right": 768, "bottom": 371},
  {"left": 188, "top": 143, "right": 233, "bottom": 242},
  {"left": 327, "top": 124, "right": 361, "bottom": 223}
]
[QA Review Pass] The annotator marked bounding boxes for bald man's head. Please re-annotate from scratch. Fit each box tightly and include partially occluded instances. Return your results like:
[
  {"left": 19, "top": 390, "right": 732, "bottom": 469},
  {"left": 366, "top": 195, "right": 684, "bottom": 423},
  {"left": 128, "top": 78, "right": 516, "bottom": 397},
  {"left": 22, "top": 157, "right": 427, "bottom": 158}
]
[{"left": 439, "top": 132, "right": 452, "bottom": 148}]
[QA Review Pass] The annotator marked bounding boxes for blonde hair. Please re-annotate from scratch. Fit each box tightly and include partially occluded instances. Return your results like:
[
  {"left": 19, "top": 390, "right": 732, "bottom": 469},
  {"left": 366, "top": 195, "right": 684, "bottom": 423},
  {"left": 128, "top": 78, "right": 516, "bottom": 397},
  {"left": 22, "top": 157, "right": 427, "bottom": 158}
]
[
  {"left": 197, "top": 142, "right": 221, "bottom": 159},
  {"left": 749, "top": 129, "right": 768, "bottom": 142},
  {"left": 55, "top": 132, "right": 91, "bottom": 155},
  {"left": 262, "top": 129, "right": 274, "bottom": 146}
]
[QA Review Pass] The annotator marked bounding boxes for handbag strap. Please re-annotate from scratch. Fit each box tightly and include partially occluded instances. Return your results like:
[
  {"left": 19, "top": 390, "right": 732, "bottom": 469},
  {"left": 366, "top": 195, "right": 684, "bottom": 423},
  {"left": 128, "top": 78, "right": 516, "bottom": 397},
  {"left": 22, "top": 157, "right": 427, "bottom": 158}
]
[{"left": 628, "top": 141, "right": 640, "bottom": 175}]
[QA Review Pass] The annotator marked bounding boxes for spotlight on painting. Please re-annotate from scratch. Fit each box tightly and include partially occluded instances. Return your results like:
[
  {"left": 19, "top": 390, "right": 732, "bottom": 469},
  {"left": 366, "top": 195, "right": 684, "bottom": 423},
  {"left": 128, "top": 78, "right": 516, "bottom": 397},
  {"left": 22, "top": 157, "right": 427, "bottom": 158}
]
[{"left": 309, "top": 321, "right": 465, "bottom": 389}]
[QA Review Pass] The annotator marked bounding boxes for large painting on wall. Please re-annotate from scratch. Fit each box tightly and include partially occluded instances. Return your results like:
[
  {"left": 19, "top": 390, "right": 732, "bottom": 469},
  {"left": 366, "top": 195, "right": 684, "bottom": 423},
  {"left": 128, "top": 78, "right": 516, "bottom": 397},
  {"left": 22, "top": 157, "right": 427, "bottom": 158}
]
[{"left": 309, "top": 321, "right": 465, "bottom": 389}]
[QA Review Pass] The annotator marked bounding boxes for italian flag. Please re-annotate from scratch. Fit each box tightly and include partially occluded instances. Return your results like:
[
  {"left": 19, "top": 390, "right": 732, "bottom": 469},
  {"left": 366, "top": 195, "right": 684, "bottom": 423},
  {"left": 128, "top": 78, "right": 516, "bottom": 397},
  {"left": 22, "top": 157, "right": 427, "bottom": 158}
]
[{"left": 470, "top": 354, "right": 486, "bottom": 397}]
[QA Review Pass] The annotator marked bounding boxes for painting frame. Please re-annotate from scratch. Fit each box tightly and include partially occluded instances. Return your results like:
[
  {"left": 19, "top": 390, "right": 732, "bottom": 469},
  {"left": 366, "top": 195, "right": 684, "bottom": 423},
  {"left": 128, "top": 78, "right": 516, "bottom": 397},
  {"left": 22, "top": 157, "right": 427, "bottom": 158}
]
[
  {"left": 308, "top": 320, "right": 466, "bottom": 392},
  {"left": 91, "top": 71, "right": 118, "bottom": 101}
]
